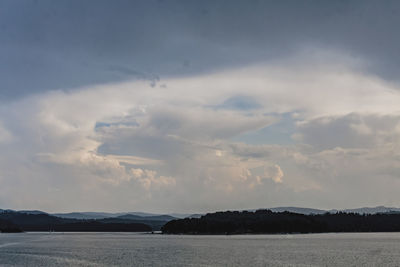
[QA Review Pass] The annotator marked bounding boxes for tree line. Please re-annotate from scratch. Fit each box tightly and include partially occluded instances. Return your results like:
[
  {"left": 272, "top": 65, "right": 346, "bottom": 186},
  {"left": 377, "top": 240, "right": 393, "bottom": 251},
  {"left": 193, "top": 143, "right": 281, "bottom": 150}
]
[{"left": 162, "top": 210, "right": 400, "bottom": 234}]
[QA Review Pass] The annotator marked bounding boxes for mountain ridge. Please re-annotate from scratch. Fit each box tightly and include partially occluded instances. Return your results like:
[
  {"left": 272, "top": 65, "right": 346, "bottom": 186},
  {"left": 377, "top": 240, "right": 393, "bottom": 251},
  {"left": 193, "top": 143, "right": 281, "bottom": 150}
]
[{"left": 2, "top": 206, "right": 400, "bottom": 221}]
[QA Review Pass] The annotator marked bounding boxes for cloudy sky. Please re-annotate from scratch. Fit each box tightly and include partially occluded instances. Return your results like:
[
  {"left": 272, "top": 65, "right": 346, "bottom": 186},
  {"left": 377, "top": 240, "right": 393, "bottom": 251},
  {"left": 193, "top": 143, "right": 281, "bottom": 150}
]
[{"left": 1, "top": 0, "right": 400, "bottom": 213}]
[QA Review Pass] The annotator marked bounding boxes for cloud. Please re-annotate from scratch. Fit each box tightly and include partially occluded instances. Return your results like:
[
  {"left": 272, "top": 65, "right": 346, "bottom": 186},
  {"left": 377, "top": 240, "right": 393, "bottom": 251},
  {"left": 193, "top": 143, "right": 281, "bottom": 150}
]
[
  {"left": 2, "top": 50, "right": 400, "bottom": 212},
  {"left": 107, "top": 155, "right": 163, "bottom": 166},
  {"left": 130, "top": 168, "right": 176, "bottom": 191},
  {"left": 295, "top": 113, "right": 400, "bottom": 150},
  {"left": 3, "top": 0, "right": 400, "bottom": 100},
  {"left": 0, "top": 121, "right": 13, "bottom": 144},
  {"left": 214, "top": 95, "right": 261, "bottom": 111},
  {"left": 264, "top": 164, "right": 284, "bottom": 183}
]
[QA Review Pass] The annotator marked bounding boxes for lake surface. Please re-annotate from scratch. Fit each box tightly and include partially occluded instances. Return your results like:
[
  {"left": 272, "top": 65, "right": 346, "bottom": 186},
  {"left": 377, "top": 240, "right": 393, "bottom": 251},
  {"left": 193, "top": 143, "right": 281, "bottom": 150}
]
[{"left": 1, "top": 232, "right": 400, "bottom": 266}]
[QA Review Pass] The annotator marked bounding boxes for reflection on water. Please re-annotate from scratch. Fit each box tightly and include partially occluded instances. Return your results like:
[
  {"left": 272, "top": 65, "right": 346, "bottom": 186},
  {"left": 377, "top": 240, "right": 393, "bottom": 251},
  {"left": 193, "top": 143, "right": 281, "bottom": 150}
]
[{"left": 0, "top": 232, "right": 399, "bottom": 266}]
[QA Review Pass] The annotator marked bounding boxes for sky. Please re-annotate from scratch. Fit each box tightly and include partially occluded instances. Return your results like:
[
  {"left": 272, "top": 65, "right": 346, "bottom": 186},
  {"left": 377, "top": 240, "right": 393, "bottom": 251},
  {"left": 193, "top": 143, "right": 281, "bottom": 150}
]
[{"left": 1, "top": 0, "right": 400, "bottom": 213}]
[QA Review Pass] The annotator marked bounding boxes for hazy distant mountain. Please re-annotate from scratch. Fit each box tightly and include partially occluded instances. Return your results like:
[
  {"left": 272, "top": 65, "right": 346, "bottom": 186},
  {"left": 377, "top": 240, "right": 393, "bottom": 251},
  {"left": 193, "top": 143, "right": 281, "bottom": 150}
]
[
  {"left": 18, "top": 210, "right": 48, "bottom": 215},
  {"left": 168, "top": 213, "right": 193, "bottom": 219},
  {"left": 0, "top": 209, "right": 14, "bottom": 213},
  {"left": 185, "top": 214, "right": 203, "bottom": 219},
  {"left": 116, "top": 214, "right": 177, "bottom": 221},
  {"left": 96, "top": 215, "right": 177, "bottom": 230},
  {"left": 52, "top": 212, "right": 115, "bottom": 220},
  {"left": 52, "top": 212, "right": 176, "bottom": 220},
  {"left": 267, "top": 206, "right": 400, "bottom": 215},
  {"left": 1, "top": 209, "right": 48, "bottom": 215},
  {"left": 127, "top": 212, "right": 160, "bottom": 217},
  {"left": 268, "top": 207, "right": 327, "bottom": 215},
  {"left": 3, "top": 206, "right": 400, "bottom": 222},
  {"left": 338, "top": 206, "right": 400, "bottom": 214},
  {"left": 52, "top": 206, "right": 400, "bottom": 220},
  {"left": 53, "top": 212, "right": 129, "bottom": 220}
]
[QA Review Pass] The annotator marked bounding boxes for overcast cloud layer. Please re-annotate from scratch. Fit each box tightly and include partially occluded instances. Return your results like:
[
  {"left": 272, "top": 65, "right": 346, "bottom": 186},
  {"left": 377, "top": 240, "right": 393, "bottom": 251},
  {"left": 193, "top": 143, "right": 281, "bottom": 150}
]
[{"left": 1, "top": 0, "right": 400, "bottom": 213}]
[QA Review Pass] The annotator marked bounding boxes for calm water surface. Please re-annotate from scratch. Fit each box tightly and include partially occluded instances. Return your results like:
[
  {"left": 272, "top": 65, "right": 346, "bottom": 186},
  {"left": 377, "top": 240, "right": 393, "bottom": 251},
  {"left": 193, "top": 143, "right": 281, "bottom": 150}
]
[{"left": 0, "top": 232, "right": 399, "bottom": 266}]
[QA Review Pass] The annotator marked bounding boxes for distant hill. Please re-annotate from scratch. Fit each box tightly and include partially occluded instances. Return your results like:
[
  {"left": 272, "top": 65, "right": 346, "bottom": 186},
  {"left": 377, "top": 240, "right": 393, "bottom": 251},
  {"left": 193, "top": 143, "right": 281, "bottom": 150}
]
[
  {"left": 263, "top": 206, "right": 400, "bottom": 215},
  {"left": 17, "top": 210, "right": 48, "bottom": 215},
  {"left": 164, "top": 206, "right": 400, "bottom": 221},
  {"left": 26, "top": 221, "right": 152, "bottom": 232},
  {"left": 338, "top": 206, "right": 400, "bottom": 214},
  {"left": 0, "top": 209, "right": 180, "bottom": 231},
  {"left": 52, "top": 211, "right": 177, "bottom": 220},
  {"left": 3, "top": 205, "right": 400, "bottom": 225},
  {"left": 0, "top": 211, "right": 152, "bottom": 232},
  {"left": 185, "top": 214, "right": 203, "bottom": 219},
  {"left": 0, "top": 211, "right": 68, "bottom": 226},
  {"left": 169, "top": 213, "right": 194, "bottom": 219},
  {"left": 98, "top": 218, "right": 166, "bottom": 231},
  {"left": 126, "top": 212, "right": 161, "bottom": 217},
  {"left": 95, "top": 214, "right": 177, "bottom": 230},
  {"left": 52, "top": 212, "right": 113, "bottom": 220},
  {"left": 116, "top": 214, "right": 176, "bottom": 221},
  {"left": 0, "top": 209, "right": 14, "bottom": 213},
  {"left": 268, "top": 207, "right": 326, "bottom": 215}
]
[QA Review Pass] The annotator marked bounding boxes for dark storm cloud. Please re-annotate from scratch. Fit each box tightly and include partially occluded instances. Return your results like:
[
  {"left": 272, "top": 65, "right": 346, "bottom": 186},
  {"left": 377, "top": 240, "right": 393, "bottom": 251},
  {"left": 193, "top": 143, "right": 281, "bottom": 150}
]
[{"left": 1, "top": 0, "right": 400, "bottom": 99}]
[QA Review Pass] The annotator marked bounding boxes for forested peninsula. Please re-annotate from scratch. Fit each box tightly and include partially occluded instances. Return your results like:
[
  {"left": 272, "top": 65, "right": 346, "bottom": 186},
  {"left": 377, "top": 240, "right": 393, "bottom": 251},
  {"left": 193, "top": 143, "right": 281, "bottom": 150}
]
[{"left": 162, "top": 210, "right": 400, "bottom": 234}]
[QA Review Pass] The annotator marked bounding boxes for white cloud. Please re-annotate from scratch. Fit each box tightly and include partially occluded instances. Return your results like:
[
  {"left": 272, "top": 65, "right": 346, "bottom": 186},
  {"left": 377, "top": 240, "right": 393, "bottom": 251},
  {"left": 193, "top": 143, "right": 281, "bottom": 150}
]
[
  {"left": 265, "top": 164, "right": 284, "bottom": 183},
  {"left": 2, "top": 50, "right": 400, "bottom": 212},
  {"left": 295, "top": 114, "right": 400, "bottom": 150},
  {"left": 130, "top": 168, "right": 176, "bottom": 190}
]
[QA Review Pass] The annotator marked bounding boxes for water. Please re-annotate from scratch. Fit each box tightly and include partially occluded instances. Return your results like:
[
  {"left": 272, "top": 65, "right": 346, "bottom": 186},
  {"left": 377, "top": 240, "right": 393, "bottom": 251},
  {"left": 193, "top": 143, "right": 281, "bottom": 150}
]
[{"left": 0, "top": 232, "right": 400, "bottom": 266}]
